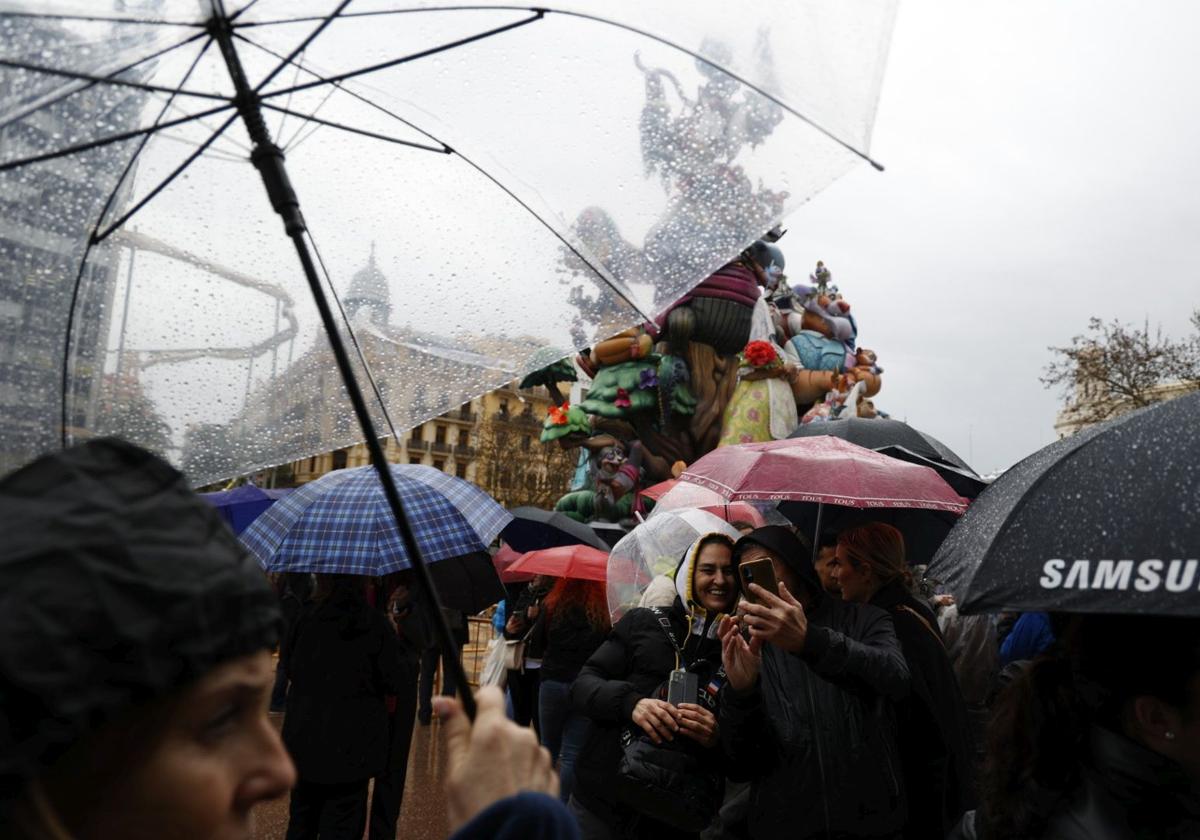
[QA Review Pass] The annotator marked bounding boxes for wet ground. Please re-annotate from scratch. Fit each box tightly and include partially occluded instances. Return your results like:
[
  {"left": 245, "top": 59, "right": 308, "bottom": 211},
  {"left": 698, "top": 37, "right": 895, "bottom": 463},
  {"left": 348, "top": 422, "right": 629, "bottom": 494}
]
[{"left": 253, "top": 712, "right": 452, "bottom": 840}]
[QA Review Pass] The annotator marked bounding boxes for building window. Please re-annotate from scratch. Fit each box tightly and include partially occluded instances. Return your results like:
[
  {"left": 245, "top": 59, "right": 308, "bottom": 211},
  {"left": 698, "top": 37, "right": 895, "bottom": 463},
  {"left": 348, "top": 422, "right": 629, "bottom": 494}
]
[
  {"left": 331, "top": 449, "right": 348, "bottom": 470},
  {"left": 409, "top": 456, "right": 423, "bottom": 465},
  {"left": 308, "top": 456, "right": 316, "bottom": 471},
  {"left": 455, "top": 463, "right": 468, "bottom": 479},
  {"left": 457, "top": 429, "right": 469, "bottom": 446},
  {"left": 409, "top": 427, "right": 422, "bottom": 443},
  {"left": 433, "top": 459, "right": 445, "bottom": 472},
  {"left": 435, "top": 425, "right": 447, "bottom": 444}
]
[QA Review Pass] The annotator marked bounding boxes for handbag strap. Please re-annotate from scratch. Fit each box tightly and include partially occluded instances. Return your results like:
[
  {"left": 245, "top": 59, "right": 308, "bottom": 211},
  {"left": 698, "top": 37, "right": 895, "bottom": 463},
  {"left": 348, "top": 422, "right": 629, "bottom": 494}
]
[
  {"left": 896, "top": 604, "right": 945, "bottom": 651},
  {"left": 649, "top": 607, "right": 683, "bottom": 670}
]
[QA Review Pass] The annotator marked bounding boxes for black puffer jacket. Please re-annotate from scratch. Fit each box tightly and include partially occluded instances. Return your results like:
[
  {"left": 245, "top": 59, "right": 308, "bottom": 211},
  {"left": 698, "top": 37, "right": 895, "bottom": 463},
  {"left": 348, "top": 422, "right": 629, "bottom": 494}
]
[
  {"left": 719, "top": 593, "right": 911, "bottom": 840},
  {"left": 570, "top": 602, "right": 723, "bottom": 819},
  {"left": 716, "top": 525, "right": 912, "bottom": 839},
  {"left": 951, "top": 727, "right": 1200, "bottom": 840}
]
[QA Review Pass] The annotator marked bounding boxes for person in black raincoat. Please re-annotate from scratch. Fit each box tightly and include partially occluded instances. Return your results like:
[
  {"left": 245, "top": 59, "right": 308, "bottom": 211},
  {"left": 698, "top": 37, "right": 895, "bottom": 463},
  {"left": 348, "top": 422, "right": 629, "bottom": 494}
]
[
  {"left": 507, "top": 574, "right": 556, "bottom": 733},
  {"left": 718, "top": 525, "right": 911, "bottom": 840},
  {"left": 368, "top": 573, "right": 430, "bottom": 840},
  {"left": 831, "top": 522, "right": 976, "bottom": 838},
  {"left": 282, "top": 574, "right": 405, "bottom": 840},
  {"left": 952, "top": 614, "right": 1200, "bottom": 840},
  {"left": 570, "top": 532, "right": 739, "bottom": 839}
]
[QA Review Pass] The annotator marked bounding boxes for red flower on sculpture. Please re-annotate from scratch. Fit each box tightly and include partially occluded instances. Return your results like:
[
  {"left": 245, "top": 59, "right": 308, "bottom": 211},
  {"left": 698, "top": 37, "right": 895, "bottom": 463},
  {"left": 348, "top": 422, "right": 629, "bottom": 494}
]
[
  {"left": 547, "top": 402, "right": 570, "bottom": 425},
  {"left": 615, "top": 388, "right": 632, "bottom": 409},
  {"left": 742, "top": 340, "right": 779, "bottom": 368}
]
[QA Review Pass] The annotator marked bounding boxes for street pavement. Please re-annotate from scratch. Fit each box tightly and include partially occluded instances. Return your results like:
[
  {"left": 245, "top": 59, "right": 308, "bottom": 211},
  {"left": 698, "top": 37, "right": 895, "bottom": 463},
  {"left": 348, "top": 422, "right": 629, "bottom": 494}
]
[{"left": 254, "top": 713, "right": 451, "bottom": 839}]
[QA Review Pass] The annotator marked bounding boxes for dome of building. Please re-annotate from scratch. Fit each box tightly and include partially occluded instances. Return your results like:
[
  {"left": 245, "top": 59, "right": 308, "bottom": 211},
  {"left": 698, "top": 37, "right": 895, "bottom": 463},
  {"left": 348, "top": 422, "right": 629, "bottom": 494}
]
[{"left": 343, "top": 242, "right": 391, "bottom": 325}]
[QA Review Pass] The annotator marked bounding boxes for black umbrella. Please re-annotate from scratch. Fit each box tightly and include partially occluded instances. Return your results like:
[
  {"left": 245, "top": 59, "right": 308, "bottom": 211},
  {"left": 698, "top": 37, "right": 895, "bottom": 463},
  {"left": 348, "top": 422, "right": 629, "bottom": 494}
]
[
  {"left": 874, "top": 445, "right": 989, "bottom": 499},
  {"left": 788, "top": 418, "right": 977, "bottom": 474},
  {"left": 425, "top": 552, "right": 506, "bottom": 615},
  {"left": 930, "top": 391, "right": 1200, "bottom": 616},
  {"left": 779, "top": 500, "right": 961, "bottom": 568},
  {"left": 501, "top": 506, "right": 609, "bottom": 552}
]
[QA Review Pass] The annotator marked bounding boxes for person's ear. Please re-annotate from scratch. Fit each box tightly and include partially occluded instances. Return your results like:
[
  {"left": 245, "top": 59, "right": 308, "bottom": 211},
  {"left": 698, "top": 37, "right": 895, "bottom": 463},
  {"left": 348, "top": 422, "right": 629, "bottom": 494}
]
[{"left": 1130, "top": 695, "right": 1183, "bottom": 752}]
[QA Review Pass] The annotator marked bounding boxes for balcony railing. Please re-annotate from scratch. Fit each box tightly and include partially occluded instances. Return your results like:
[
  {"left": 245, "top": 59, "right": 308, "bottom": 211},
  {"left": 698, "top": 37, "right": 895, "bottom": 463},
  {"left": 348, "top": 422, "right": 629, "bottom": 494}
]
[
  {"left": 407, "top": 439, "right": 429, "bottom": 451},
  {"left": 431, "top": 440, "right": 452, "bottom": 454},
  {"left": 440, "top": 408, "right": 478, "bottom": 424},
  {"left": 454, "top": 444, "right": 476, "bottom": 458}
]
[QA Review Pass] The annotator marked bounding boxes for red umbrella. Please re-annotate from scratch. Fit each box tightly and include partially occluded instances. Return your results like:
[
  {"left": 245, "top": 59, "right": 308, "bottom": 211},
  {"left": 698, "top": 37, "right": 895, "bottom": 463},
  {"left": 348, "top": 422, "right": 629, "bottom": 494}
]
[
  {"left": 678, "top": 437, "right": 969, "bottom": 513},
  {"left": 506, "top": 545, "right": 610, "bottom": 582},
  {"left": 639, "top": 479, "right": 678, "bottom": 501},
  {"left": 493, "top": 544, "right": 533, "bottom": 584}
]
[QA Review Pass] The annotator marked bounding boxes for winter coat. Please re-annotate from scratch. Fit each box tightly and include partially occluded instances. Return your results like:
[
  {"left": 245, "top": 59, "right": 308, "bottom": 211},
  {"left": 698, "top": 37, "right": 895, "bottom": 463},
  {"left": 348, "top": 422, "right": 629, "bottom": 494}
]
[
  {"left": 571, "top": 532, "right": 736, "bottom": 828},
  {"left": 718, "top": 593, "right": 911, "bottom": 840},
  {"left": 570, "top": 603, "right": 725, "bottom": 817},
  {"left": 282, "top": 589, "right": 405, "bottom": 784},
  {"left": 449, "top": 792, "right": 581, "bottom": 840},
  {"left": 535, "top": 603, "right": 609, "bottom": 683},
  {"left": 507, "top": 582, "right": 551, "bottom": 660},
  {"left": 999, "top": 611, "right": 1055, "bottom": 667},
  {"left": 870, "top": 580, "right": 977, "bottom": 838},
  {"left": 950, "top": 727, "right": 1200, "bottom": 840}
]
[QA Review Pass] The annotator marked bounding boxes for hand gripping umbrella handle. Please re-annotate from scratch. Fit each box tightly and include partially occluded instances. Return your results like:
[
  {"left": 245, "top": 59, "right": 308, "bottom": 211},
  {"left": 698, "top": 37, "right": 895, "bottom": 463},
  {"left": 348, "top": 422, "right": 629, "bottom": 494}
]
[{"left": 209, "top": 5, "right": 476, "bottom": 718}]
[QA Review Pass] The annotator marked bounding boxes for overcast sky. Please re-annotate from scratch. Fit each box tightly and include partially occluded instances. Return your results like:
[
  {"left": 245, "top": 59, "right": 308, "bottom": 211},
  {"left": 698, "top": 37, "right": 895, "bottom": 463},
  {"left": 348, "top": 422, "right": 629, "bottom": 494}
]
[{"left": 783, "top": 0, "right": 1200, "bottom": 475}]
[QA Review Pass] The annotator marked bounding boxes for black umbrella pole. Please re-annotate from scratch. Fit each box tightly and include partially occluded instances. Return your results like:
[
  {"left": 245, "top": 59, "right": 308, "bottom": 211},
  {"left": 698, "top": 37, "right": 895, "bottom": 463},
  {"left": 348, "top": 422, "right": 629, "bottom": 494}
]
[{"left": 210, "top": 11, "right": 477, "bottom": 718}]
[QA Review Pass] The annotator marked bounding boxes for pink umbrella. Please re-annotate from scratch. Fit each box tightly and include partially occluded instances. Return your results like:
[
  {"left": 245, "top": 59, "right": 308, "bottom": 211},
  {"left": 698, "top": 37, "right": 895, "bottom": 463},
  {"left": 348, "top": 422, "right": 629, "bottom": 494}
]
[
  {"left": 678, "top": 437, "right": 969, "bottom": 513},
  {"left": 493, "top": 543, "right": 533, "bottom": 584},
  {"left": 506, "top": 545, "right": 610, "bottom": 582}
]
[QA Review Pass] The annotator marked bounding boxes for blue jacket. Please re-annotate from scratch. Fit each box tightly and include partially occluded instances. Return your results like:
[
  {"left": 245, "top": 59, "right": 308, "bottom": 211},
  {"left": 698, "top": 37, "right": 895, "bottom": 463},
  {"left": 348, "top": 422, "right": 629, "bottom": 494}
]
[{"left": 999, "top": 612, "right": 1055, "bottom": 667}]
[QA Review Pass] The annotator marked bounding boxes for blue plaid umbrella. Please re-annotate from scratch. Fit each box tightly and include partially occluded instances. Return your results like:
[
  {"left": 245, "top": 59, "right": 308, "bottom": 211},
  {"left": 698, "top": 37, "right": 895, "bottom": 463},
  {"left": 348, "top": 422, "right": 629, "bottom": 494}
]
[{"left": 241, "top": 465, "right": 512, "bottom": 576}]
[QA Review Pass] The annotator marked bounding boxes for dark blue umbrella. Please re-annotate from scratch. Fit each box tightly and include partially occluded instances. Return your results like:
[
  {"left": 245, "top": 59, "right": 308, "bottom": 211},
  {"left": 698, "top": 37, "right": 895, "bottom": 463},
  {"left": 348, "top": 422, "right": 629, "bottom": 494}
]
[
  {"left": 502, "top": 506, "right": 609, "bottom": 552},
  {"left": 199, "top": 485, "right": 291, "bottom": 535},
  {"left": 240, "top": 464, "right": 511, "bottom": 577}
]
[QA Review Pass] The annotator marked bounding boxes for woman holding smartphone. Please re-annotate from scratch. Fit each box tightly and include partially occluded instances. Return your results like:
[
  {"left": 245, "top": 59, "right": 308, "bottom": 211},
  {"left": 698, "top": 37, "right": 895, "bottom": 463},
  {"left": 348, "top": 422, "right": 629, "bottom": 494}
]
[{"left": 569, "top": 532, "right": 738, "bottom": 839}]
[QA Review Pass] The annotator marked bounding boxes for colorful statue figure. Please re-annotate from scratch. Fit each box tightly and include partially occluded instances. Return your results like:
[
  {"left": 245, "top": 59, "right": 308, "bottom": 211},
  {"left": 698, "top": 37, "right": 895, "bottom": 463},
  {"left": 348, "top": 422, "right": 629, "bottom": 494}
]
[{"left": 554, "top": 438, "right": 643, "bottom": 523}]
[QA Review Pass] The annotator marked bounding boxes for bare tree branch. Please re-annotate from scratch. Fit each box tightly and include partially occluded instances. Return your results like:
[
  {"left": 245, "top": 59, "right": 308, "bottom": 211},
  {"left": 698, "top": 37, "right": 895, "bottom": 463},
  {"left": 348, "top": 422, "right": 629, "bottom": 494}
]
[{"left": 1043, "top": 310, "right": 1200, "bottom": 427}]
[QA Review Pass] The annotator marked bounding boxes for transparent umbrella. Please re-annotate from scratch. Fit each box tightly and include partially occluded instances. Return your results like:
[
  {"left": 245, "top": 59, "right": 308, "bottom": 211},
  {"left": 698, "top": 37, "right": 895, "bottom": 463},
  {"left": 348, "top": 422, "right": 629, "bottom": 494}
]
[
  {"left": 0, "top": 0, "right": 897, "bottom": 712},
  {"left": 607, "top": 507, "right": 739, "bottom": 617}
]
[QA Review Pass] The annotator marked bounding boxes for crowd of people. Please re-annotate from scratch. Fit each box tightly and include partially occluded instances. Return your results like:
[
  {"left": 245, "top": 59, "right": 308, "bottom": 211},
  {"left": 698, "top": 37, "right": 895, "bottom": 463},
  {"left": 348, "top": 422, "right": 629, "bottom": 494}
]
[{"left": 1, "top": 438, "right": 1197, "bottom": 840}]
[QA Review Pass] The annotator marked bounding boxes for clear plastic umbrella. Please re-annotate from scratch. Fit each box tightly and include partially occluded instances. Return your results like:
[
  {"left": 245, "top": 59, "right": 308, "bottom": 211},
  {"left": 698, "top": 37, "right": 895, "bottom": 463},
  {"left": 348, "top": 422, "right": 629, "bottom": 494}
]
[{"left": 606, "top": 507, "right": 739, "bottom": 617}]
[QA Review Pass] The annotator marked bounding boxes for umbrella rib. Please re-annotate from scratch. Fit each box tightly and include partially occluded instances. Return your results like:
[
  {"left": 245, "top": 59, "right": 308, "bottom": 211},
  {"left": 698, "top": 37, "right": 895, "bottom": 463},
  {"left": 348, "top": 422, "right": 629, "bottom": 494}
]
[
  {"left": 90, "top": 36, "right": 216, "bottom": 242},
  {"left": 0, "top": 57, "right": 229, "bottom": 102},
  {"left": 0, "top": 31, "right": 208, "bottom": 134},
  {"left": 258, "top": 103, "right": 451, "bottom": 153},
  {"left": 253, "top": 0, "right": 354, "bottom": 93},
  {"left": 92, "top": 113, "right": 240, "bottom": 244},
  {"left": 257, "top": 11, "right": 545, "bottom": 100},
  {"left": 232, "top": 31, "right": 443, "bottom": 151},
  {"left": 0, "top": 103, "right": 235, "bottom": 173},
  {"left": 230, "top": 31, "right": 654, "bottom": 322}
]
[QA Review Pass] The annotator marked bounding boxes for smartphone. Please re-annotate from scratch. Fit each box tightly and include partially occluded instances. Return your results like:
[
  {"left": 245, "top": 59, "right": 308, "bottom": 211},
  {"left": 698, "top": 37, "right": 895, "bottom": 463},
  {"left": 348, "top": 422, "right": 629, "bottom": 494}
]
[
  {"left": 740, "top": 558, "right": 779, "bottom": 604},
  {"left": 666, "top": 669, "right": 699, "bottom": 706}
]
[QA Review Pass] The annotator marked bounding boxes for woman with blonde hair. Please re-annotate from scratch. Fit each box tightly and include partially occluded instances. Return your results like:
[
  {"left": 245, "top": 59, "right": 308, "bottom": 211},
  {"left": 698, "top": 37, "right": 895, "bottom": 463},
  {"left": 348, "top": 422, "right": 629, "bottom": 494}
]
[{"left": 833, "top": 521, "right": 977, "bottom": 838}]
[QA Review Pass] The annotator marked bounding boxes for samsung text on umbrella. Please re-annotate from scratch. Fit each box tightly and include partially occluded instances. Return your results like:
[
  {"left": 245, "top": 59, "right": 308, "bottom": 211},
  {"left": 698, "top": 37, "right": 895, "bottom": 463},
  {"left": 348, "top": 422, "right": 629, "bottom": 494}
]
[{"left": 1040, "top": 559, "right": 1200, "bottom": 592}]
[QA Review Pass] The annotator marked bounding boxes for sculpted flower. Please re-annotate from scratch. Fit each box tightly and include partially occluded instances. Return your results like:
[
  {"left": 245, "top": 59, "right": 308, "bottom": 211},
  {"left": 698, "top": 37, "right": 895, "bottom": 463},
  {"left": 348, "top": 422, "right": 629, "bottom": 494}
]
[
  {"left": 743, "top": 340, "right": 779, "bottom": 368},
  {"left": 614, "top": 388, "right": 632, "bottom": 409},
  {"left": 547, "top": 402, "right": 570, "bottom": 425}
]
